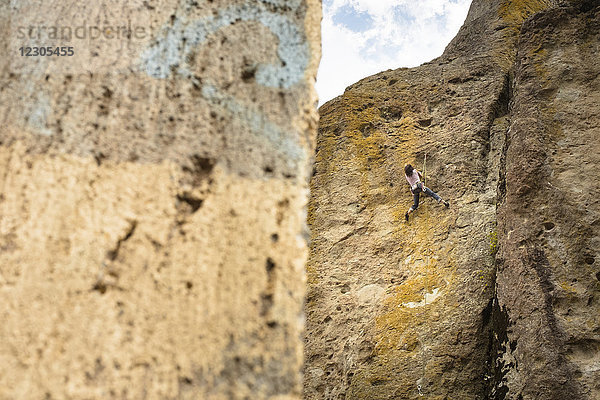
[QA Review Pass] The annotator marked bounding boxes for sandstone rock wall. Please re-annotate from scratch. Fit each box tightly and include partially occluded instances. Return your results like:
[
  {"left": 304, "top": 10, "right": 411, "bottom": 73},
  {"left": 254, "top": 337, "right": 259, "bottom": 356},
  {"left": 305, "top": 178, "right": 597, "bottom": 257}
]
[
  {"left": 0, "top": 1, "right": 319, "bottom": 399},
  {"left": 496, "top": 3, "right": 600, "bottom": 398},
  {"left": 305, "top": 1, "right": 598, "bottom": 399}
]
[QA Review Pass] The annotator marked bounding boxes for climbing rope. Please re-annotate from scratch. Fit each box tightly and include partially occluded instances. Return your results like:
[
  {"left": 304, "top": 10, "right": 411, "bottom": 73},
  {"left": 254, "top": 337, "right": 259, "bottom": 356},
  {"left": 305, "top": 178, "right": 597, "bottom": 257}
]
[{"left": 423, "top": 153, "right": 427, "bottom": 188}]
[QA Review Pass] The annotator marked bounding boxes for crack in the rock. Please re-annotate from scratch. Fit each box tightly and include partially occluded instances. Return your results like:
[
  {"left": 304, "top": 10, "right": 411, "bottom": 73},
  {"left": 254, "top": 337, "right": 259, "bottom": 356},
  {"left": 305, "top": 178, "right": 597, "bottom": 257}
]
[
  {"left": 92, "top": 220, "right": 137, "bottom": 294},
  {"left": 106, "top": 220, "right": 138, "bottom": 261},
  {"left": 484, "top": 70, "right": 514, "bottom": 400}
]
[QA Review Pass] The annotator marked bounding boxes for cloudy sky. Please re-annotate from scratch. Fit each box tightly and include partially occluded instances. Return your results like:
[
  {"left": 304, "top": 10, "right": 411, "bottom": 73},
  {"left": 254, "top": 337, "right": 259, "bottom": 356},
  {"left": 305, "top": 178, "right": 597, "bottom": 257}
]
[{"left": 317, "top": 0, "right": 472, "bottom": 105}]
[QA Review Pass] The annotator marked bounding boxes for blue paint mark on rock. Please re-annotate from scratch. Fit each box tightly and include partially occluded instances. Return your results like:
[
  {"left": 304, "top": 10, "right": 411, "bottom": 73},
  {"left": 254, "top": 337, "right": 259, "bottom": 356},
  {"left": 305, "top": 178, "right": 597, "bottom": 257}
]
[
  {"left": 201, "top": 83, "right": 305, "bottom": 167},
  {"left": 141, "top": 4, "right": 309, "bottom": 89}
]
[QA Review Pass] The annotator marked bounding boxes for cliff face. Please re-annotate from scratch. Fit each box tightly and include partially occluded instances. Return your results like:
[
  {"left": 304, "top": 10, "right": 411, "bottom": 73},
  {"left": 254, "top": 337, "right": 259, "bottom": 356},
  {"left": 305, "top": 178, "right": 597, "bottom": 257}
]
[
  {"left": 0, "top": 1, "right": 319, "bottom": 399},
  {"left": 305, "top": 1, "right": 599, "bottom": 399},
  {"left": 497, "top": 3, "right": 600, "bottom": 398}
]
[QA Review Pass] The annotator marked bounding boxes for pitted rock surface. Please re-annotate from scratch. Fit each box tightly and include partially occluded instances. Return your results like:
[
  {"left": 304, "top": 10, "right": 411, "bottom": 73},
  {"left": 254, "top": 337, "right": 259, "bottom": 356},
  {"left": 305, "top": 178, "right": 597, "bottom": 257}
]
[
  {"left": 0, "top": 0, "right": 320, "bottom": 399},
  {"left": 304, "top": 1, "right": 599, "bottom": 399}
]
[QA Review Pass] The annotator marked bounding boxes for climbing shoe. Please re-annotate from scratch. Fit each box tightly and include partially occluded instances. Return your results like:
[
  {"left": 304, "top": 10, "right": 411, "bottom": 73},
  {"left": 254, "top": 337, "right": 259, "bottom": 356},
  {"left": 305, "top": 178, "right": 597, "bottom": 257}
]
[
  {"left": 405, "top": 212, "right": 409, "bottom": 221},
  {"left": 444, "top": 200, "right": 450, "bottom": 208}
]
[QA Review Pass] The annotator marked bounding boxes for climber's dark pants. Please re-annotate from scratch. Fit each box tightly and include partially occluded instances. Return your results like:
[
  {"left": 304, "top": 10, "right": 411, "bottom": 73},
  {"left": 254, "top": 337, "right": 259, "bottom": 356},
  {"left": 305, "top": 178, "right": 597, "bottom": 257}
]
[{"left": 410, "top": 183, "right": 441, "bottom": 211}]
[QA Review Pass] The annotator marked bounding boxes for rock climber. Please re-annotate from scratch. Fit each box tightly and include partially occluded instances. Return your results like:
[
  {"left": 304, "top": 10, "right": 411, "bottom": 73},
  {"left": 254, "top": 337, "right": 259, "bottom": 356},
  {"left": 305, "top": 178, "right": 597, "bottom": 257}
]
[{"left": 404, "top": 163, "right": 449, "bottom": 221}]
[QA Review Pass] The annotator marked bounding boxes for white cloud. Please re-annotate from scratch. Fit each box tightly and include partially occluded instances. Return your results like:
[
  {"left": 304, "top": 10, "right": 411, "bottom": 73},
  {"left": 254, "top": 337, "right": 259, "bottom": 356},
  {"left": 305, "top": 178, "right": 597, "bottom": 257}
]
[{"left": 316, "top": 0, "right": 472, "bottom": 105}]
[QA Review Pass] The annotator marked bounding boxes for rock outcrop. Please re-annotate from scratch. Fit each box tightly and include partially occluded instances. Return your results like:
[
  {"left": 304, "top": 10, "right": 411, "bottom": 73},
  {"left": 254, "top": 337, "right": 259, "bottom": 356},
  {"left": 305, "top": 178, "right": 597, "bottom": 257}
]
[
  {"left": 496, "top": 3, "right": 600, "bottom": 398},
  {"left": 0, "top": 1, "right": 319, "bottom": 399},
  {"left": 305, "top": 1, "right": 599, "bottom": 399}
]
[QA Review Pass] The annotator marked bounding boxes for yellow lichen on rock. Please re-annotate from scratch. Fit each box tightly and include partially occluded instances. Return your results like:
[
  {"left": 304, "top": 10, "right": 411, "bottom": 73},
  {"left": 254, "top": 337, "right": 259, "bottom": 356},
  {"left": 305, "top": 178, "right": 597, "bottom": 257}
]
[
  {"left": 498, "top": 0, "right": 553, "bottom": 26},
  {"left": 307, "top": 1, "right": 600, "bottom": 399}
]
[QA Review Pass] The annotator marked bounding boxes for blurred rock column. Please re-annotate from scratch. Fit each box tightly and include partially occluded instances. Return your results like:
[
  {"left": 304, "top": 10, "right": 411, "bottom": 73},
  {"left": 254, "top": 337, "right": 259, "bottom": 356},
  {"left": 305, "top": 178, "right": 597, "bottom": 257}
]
[{"left": 0, "top": 0, "right": 320, "bottom": 398}]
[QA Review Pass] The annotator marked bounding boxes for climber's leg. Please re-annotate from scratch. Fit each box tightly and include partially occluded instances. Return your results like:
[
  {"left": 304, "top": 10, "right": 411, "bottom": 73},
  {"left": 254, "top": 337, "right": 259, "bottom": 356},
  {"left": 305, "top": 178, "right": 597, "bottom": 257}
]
[
  {"left": 423, "top": 186, "right": 449, "bottom": 208},
  {"left": 405, "top": 186, "right": 421, "bottom": 221},
  {"left": 423, "top": 186, "right": 441, "bottom": 202}
]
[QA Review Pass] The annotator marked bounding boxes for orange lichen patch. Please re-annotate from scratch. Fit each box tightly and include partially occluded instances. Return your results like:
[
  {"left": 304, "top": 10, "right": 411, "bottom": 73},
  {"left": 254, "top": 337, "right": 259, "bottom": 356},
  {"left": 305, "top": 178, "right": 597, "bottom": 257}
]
[
  {"left": 560, "top": 281, "right": 578, "bottom": 297},
  {"left": 316, "top": 90, "right": 419, "bottom": 200},
  {"left": 346, "top": 106, "right": 383, "bottom": 134},
  {"left": 478, "top": 0, "right": 552, "bottom": 70},
  {"left": 307, "top": 92, "right": 437, "bottom": 294},
  {"left": 373, "top": 193, "right": 457, "bottom": 359},
  {"left": 374, "top": 257, "right": 451, "bottom": 354},
  {"left": 393, "top": 115, "right": 423, "bottom": 155},
  {"left": 307, "top": 71, "right": 469, "bottom": 398},
  {"left": 346, "top": 248, "right": 458, "bottom": 397},
  {"left": 313, "top": 95, "right": 385, "bottom": 191},
  {"left": 530, "top": 47, "right": 551, "bottom": 83},
  {"left": 491, "top": 0, "right": 552, "bottom": 70},
  {"left": 498, "top": 0, "right": 552, "bottom": 27}
]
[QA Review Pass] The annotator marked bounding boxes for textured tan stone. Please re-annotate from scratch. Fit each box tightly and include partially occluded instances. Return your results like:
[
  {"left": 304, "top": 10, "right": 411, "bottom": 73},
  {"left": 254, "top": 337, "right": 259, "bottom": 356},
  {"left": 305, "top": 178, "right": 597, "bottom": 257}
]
[
  {"left": 304, "top": 1, "right": 599, "bottom": 399},
  {"left": 496, "top": 3, "right": 600, "bottom": 398},
  {"left": 0, "top": 0, "right": 320, "bottom": 399}
]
